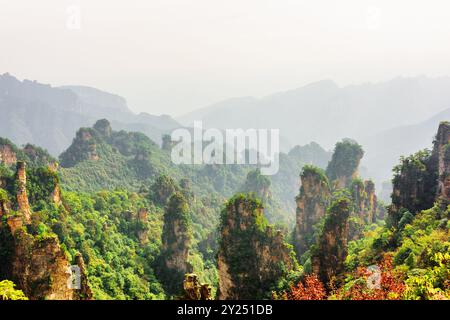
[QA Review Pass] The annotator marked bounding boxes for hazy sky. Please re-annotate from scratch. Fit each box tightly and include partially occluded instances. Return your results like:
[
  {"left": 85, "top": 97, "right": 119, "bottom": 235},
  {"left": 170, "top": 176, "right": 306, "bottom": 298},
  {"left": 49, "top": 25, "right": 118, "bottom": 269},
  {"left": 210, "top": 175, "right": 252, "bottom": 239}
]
[{"left": 1, "top": 0, "right": 450, "bottom": 116}]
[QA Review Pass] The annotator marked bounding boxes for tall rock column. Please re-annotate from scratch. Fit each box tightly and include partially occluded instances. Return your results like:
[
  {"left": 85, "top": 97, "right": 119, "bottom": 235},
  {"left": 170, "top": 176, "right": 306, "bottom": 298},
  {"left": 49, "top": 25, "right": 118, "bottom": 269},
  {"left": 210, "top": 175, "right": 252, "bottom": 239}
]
[
  {"left": 48, "top": 162, "right": 62, "bottom": 206},
  {"left": 217, "top": 194, "right": 296, "bottom": 300},
  {"left": 293, "top": 165, "right": 330, "bottom": 258},
  {"left": 433, "top": 121, "right": 450, "bottom": 207},
  {"left": 312, "top": 195, "right": 351, "bottom": 290},
  {"left": 159, "top": 192, "right": 192, "bottom": 293},
  {"left": 363, "top": 180, "right": 377, "bottom": 223},
  {"left": 326, "top": 139, "right": 364, "bottom": 189},
  {"left": 136, "top": 208, "right": 149, "bottom": 244},
  {"left": 16, "top": 161, "right": 31, "bottom": 224}
]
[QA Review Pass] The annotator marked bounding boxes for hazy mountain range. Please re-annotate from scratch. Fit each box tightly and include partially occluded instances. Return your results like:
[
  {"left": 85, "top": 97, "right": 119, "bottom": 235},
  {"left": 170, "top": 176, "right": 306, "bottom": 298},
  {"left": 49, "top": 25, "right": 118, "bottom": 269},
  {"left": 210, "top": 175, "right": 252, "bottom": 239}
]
[
  {"left": 178, "top": 76, "right": 450, "bottom": 185},
  {"left": 0, "top": 73, "right": 180, "bottom": 155},
  {"left": 1, "top": 72, "right": 449, "bottom": 187}
]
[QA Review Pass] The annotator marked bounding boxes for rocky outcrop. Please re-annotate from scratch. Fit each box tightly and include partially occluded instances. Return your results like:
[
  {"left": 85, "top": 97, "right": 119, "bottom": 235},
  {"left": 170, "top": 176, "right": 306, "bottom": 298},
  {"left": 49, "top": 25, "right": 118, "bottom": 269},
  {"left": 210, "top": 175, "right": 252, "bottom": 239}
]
[
  {"left": 326, "top": 139, "right": 364, "bottom": 189},
  {"left": 182, "top": 273, "right": 212, "bottom": 300},
  {"left": 312, "top": 195, "right": 351, "bottom": 290},
  {"left": 93, "top": 119, "right": 112, "bottom": 139},
  {"left": 6, "top": 229, "right": 91, "bottom": 300},
  {"left": 159, "top": 192, "right": 192, "bottom": 293},
  {"left": 293, "top": 165, "right": 331, "bottom": 258},
  {"left": 363, "top": 180, "right": 377, "bottom": 223},
  {"left": 389, "top": 122, "right": 449, "bottom": 226},
  {"left": 48, "top": 163, "right": 62, "bottom": 206},
  {"left": 74, "top": 253, "right": 93, "bottom": 300},
  {"left": 433, "top": 121, "right": 450, "bottom": 206},
  {"left": 0, "top": 163, "right": 91, "bottom": 300},
  {"left": 0, "top": 141, "right": 17, "bottom": 166},
  {"left": 350, "top": 179, "right": 378, "bottom": 224},
  {"left": 59, "top": 128, "right": 100, "bottom": 167},
  {"left": 16, "top": 161, "right": 31, "bottom": 224},
  {"left": 217, "top": 194, "right": 297, "bottom": 300},
  {"left": 136, "top": 208, "right": 149, "bottom": 244},
  {"left": 151, "top": 175, "right": 179, "bottom": 205},
  {"left": 243, "top": 169, "right": 271, "bottom": 202}
]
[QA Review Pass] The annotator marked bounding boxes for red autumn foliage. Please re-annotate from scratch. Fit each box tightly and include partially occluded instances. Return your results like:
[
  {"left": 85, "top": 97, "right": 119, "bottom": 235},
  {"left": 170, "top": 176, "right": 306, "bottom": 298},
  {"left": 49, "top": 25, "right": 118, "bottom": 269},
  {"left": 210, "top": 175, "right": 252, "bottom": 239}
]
[
  {"left": 289, "top": 274, "right": 327, "bottom": 300},
  {"left": 338, "top": 255, "right": 406, "bottom": 300}
]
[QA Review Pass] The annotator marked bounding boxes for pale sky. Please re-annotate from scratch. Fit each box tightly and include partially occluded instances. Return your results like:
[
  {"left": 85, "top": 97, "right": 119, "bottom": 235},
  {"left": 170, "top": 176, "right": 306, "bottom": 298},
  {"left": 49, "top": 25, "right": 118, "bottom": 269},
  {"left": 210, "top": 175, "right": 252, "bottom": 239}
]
[{"left": 1, "top": 0, "right": 450, "bottom": 116}]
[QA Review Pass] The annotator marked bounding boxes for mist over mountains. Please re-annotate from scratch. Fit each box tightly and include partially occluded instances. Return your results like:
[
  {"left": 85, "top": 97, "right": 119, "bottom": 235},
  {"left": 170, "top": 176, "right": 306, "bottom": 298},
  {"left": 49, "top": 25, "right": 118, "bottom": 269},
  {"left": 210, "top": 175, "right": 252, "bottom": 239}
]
[
  {"left": 1, "top": 72, "right": 450, "bottom": 187},
  {"left": 178, "top": 76, "right": 450, "bottom": 185},
  {"left": 0, "top": 73, "right": 180, "bottom": 155}
]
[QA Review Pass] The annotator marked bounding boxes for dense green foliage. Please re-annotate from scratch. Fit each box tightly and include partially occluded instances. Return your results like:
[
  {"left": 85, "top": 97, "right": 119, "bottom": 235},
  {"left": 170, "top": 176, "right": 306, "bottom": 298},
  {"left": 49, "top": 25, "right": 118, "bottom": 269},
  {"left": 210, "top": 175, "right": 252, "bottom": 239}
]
[
  {"left": 1, "top": 119, "right": 447, "bottom": 300},
  {"left": 346, "top": 204, "right": 449, "bottom": 299},
  {"left": 390, "top": 149, "right": 438, "bottom": 227}
]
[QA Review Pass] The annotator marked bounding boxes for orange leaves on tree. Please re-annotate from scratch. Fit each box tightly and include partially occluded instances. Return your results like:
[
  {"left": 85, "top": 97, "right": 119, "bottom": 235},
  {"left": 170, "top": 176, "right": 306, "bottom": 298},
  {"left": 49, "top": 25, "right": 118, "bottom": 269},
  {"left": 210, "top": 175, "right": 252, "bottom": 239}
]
[
  {"left": 289, "top": 274, "right": 327, "bottom": 300},
  {"left": 338, "top": 255, "right": 406, "bottom": 300}
]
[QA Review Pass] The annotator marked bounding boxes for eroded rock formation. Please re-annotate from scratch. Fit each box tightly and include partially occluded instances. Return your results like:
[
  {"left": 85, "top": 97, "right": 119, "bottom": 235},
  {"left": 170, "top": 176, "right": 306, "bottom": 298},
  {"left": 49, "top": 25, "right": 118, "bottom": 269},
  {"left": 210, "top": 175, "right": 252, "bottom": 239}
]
[
  {"left": 158, "top": 192, "right": 192, "bottom": 293},
  {"left": 293, "top": 165, "right": 331, "bottom": 258},
  {"left": 0, "top": 162, "right": 91, "bottom": 300},
  {"left": 326, "top": 139, "right": 364, "bottom": 189},
  {"left": 389, "top": 122, "right": 449, "bottom": 226},
  {"left": 136, "top": 208, "right": 149, "bottom": 244},
  {"left": 434, "top": 121, "right": 450, "bottom": 206},
  {"left": 312, "top": 195, "right": 351, "bottom": 290},
  {"left": 0, "top": 141, "right": 17, "bottom": 166},
  {"left": 16, "top": 161, "right": 31, "bottom": 224},
  {"left": 217, "top": 194, "right": 296, "bottom": 300},
  {"left": 182, "top": 273, "right": 212, "bottom": 300},
  {"left": 350, "top": 179, "right": 378, "bottom": 224}
]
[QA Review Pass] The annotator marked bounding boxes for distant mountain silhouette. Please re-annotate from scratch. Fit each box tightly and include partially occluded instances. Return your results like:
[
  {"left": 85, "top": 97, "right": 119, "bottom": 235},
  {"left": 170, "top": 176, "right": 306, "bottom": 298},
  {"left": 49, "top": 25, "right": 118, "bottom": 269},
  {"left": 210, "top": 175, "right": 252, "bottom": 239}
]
[
  {"left": 178, "top": 77, "right": 450, "bottom": 149},
  {"left": 361, "top": 107, "right": 450, "bottom": 185},
  {"left": 178, "top": 76, "right": 450, "bottom": 187},
  {"left": 0, "top": 73, "right": 180, "bottom": 155}
]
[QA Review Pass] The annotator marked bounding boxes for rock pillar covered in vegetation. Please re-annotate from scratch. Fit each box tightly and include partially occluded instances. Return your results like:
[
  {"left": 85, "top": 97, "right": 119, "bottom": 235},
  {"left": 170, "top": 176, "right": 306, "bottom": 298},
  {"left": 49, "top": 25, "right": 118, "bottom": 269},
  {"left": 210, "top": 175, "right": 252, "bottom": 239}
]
[
  {"left": 326, "top": 139, "right": 364, "bottom": 189},
  {"left": 217, "top": 194, "right": 296, "bottom": 300},
  {"left": 293, "top": 165, "right": 330, "bottom": 258},
  {"left": 312, "top": 195, "right": 351, "bottom": 290},
  {"left": 16, "top": 161, "right": 31, "bottom": 224},
  {"left": 159, "top": 192, "right": 192, "bottom": 293},
  {"left": 433, "top": 121, "right": 450, "bottom": 207}
]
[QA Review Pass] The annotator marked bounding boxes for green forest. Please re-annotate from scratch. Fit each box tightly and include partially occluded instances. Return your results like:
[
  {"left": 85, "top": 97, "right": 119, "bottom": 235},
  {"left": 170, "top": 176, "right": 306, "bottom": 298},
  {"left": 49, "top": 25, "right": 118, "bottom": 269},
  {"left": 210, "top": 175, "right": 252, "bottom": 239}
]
[{"left": 0, "top": 119, "right": 448, "bottom": 300}]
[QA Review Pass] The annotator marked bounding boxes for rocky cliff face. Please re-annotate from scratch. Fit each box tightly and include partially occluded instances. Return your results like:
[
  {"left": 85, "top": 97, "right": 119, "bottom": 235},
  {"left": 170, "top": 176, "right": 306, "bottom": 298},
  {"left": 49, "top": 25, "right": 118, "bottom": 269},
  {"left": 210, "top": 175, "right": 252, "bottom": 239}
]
[
  {"left": 8, "top": 231, "right": 79, "bottom": 300},
  {"left": 159, "top": 192, "right": 192, "bottom": 293},
  {"left": 312, "top": 196, "right": 351, "bottom": 290},
  {"left": 326, "top": 139, "right": 364, "bottom": 189},
  {"left": 182, "top": 273, "right": 212, "bottom": 300},
  {"left": 293, "top": 166, "right": 330, "bottom": 259},
  {"left": 0, "top": 142, "right": 17, "bottom": 166},
  {"left": 0, "top": 162, "right": 91, "bottom": 300},
  {"left": 47, "top": 162, "right": 62, "bottom": 206},
  {"left": 16, "top": 161, "right": 31, "bottom": 224},
  {"left": 217, "top": 194, "right": 296, "bottom": 300},
  {"left": 59, "top": 128, "right": 100, "bottom": 167},
  {"left": 350, "top": 179, "right": 378, "bottom": 224},
  {"left": 136, "top": 208, "right": 149, "bottom": 244},
  {"left": 389, "top": 122, "right": 449, "bottom": 226},
  {"left": 363, "top": 180, "right": 377, "bottom": 223},
  {"left": 243, "top": 169, "right": 271, "bottom": 202},
  {"left": 433, "top": 121, "right": 450, "bottom": 206}
]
